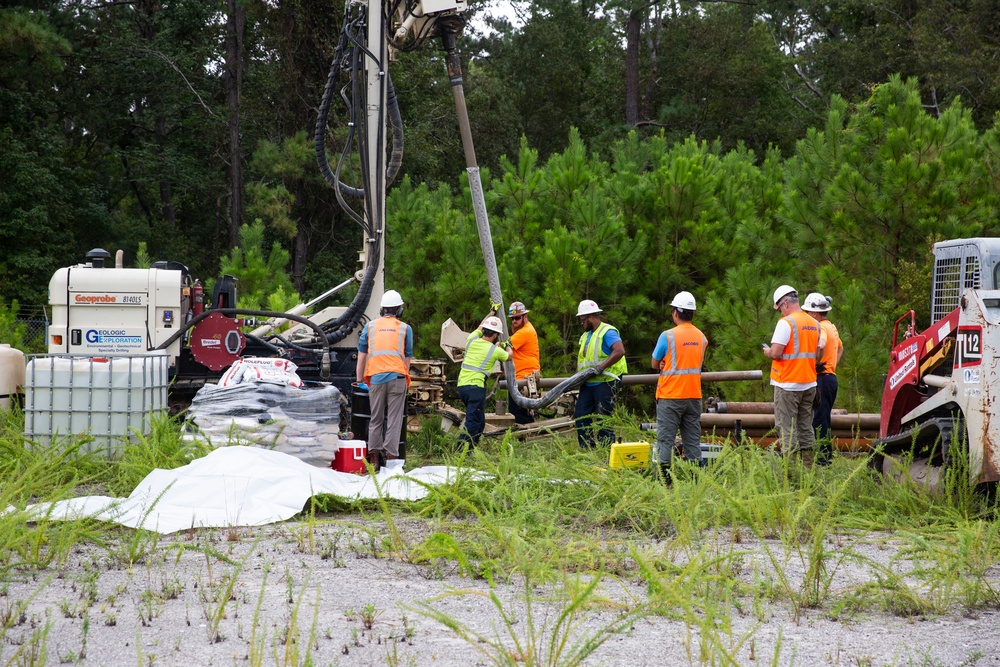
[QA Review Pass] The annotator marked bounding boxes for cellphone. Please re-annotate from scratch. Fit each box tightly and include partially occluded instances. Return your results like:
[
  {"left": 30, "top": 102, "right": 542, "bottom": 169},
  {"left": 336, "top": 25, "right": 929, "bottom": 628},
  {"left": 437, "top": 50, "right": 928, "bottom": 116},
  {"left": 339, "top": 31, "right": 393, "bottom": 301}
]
[{"left": 761, "top": 343, "right": 769, "bottom": 350}]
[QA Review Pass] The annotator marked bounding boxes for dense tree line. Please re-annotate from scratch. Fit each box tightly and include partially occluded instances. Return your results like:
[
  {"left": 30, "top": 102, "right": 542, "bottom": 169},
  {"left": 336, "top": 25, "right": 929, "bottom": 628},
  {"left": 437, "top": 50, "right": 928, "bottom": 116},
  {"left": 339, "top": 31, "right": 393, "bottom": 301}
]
[
  {"left": 388, "top": 77, "right": 1000, "bottom": 409},
  {"left": 3, "top": 1, "right": 1000, "bottom": 409}
]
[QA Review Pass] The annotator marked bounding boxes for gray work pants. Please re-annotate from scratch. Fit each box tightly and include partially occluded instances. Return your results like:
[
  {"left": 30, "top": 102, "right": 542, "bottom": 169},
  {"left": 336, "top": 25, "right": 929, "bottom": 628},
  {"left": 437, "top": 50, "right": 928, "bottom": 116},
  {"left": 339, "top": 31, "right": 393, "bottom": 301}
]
[
  {"left": 656, "top": 398, "right": 702, "bottom": 465},
  {"left": 367, "top": 377, "right": 407, "bottom": 457},
  {"left": 773, "top": 386, "right": 817, "bottom": 454}
]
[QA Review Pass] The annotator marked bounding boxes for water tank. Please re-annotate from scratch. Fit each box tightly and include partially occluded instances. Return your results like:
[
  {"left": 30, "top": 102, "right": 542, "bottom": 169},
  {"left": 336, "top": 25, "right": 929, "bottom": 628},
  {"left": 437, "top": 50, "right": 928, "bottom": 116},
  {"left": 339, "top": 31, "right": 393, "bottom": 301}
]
[
  {"left": 0, "top": 344, "right": 26, "bottom": 410},
  {"left": 24, "top": 353, "right": 169, "bottom": 455}
]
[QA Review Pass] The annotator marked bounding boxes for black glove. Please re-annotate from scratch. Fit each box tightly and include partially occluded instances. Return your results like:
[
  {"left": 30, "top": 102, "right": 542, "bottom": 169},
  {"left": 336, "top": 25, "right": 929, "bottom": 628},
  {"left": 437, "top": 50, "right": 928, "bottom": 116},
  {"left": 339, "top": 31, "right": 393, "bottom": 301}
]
[
  {"left": 815, "top": 361, "right": 827, "bottom": 373},
  {"left": 582, "top": 367, "right": 602, "bottom": 380}
]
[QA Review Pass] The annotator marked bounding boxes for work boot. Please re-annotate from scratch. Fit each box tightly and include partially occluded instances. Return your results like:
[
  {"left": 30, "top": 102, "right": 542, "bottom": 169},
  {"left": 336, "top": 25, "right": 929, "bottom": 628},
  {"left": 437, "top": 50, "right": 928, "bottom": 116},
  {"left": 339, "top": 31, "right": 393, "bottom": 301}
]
[
  {"left": 815, "top": 442, "right": 833, "bottom": 466},
  {"left": 366, "top": 449, "right": 381, "bottom": 472},
  {"left": 659, "top": 463, "right": 672, "bottom": 487}
]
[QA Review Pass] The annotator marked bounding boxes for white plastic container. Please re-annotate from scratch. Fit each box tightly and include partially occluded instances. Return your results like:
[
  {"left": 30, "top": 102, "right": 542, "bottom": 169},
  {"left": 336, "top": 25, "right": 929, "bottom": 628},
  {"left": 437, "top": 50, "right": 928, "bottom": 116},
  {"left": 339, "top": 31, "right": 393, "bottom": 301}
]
[
  {"left": 0, "top": 344, "right": 26, "bottom": 410},
  {"left": 24, "top": 353, "right": 169, "bottom": 455}
]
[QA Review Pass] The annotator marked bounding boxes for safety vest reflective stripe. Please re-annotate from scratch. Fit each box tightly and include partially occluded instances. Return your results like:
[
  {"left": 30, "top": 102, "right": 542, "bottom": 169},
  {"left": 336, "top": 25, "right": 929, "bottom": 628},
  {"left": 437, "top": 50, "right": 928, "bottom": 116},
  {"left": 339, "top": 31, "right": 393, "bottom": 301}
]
[
  {"left": 363, "top": 318, "right": 410, "bottom": 385},
  {"left": 818, "top": 319, "right": 841, "bottom": 373},
  {"left": 578, "top": 322, "right": 610, "bottom": 369},
  {"left": 461, "top": 333, "right": 497, "bottom": 375},
  {"left": 367, "top": 323, "right": 406, "bottom": 359},
  {"left": 659, "top": 330, "right": 703, "bottom": 376},
  {"left": 778, "top": 316, "right": 816, "bottom": 360},
  {"left": 656, "top": 323, "right": 706, "bottom": 400},
  {"left": 770, "top": 312, "right": 819, "bottom": 385},
  {"left": 364, "top": 319, "right": 408, "bottom": 373},
  {"left": 577, "top": 322, "right": 628, "bottom": 381}
]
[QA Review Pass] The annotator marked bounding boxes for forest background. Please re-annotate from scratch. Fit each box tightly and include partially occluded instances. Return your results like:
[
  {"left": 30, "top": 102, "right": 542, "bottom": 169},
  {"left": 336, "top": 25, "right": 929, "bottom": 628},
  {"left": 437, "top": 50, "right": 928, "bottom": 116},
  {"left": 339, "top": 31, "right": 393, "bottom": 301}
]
[{"left": 3, "top": 0, "right": 1000, "bottom": 412}]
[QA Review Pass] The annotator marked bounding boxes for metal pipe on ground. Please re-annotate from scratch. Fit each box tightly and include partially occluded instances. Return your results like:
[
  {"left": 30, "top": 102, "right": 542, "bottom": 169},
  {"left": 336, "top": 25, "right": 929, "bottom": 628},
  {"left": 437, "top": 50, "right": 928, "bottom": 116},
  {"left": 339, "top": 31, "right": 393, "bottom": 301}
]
[
  {"left": 708, "top": 401, "right": 774, "bottom": 414},
  {"left": 499, "top": 370, "right": 762, "bottom": 390},
  {"left": 699, "top": 413, "right": 881, "bottom": 430},
  {"left": 639, "top": 416, "right": 878, "bottom": 451},
  {"left": 705, "top": 400, "right": 848, "bottom": 415}
]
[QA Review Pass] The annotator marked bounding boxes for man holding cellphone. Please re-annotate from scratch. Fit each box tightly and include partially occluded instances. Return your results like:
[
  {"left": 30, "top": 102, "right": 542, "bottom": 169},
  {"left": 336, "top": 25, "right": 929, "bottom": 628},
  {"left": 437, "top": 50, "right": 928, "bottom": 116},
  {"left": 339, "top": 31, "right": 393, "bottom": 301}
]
[{"left": 761, "top": 285, "right": 825, "bottom": 456}]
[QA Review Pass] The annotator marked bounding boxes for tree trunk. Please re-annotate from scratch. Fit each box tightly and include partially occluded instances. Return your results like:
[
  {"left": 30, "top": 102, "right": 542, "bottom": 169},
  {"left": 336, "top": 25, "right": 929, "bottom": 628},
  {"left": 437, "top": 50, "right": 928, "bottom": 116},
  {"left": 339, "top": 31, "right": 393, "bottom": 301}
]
[
  {"left": 625, "top": 8, "right": 642, "bottom": 127},
  {"left": 156, "top": 114, "right": 176, "bottom": 227},
  {"left": 642, "top": 6, "right": 662, "bottom": 121},
  {"left": 225, "top": 0, "right": 246, "bottom": 248},
  {"left": 293, "top": 218, "right": 309, "bottom": 295}
]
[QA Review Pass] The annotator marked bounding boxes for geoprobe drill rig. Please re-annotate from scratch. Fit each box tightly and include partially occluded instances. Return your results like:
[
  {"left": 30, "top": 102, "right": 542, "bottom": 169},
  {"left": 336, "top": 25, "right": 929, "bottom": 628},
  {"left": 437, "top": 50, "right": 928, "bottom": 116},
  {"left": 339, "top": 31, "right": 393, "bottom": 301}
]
[{"left": 48, "top": 0, "right": 595, "bottom": 413}]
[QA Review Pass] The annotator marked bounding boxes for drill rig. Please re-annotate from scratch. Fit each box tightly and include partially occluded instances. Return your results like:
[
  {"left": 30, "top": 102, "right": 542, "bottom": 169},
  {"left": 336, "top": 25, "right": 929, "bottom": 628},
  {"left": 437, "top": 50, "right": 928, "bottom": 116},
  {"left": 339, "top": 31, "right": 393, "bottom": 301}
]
[
  {"left": 876, "top": 238, "right": 1000, "bottom": 488},
  {"left": 47, "top": 0, "right": 475, "bottom": 402},
  {"left": 48, "top": 0, "right": 594, "bottom": 413}
]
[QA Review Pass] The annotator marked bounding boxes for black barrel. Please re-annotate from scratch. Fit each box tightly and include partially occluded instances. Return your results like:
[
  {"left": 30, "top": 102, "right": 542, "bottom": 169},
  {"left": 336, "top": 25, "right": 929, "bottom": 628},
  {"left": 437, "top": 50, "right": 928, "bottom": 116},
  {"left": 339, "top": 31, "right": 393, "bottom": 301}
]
[
  {"left": 350, "top": 383, "right": 372, "bottom": 442},
  {"left": 350, "top": 383, "right": 406, "bottom": 458}
]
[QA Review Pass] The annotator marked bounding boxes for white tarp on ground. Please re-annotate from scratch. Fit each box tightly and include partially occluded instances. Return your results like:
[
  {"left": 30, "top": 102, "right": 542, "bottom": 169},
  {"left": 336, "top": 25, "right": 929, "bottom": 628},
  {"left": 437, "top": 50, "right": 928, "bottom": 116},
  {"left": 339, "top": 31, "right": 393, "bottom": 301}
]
[{"left": 27, "top": 446, "right": 464, "bottom": 534}]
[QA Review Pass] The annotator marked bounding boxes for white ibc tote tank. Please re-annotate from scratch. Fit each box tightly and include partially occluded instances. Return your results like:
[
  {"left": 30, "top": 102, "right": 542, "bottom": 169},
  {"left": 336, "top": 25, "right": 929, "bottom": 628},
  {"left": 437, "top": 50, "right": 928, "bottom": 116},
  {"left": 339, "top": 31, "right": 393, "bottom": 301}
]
[
  {"left": 24, "top": 353, "right": 169, "bottom": 455},
  {"left": 0, "top": 344, "right": 26, "bottom": 410}
]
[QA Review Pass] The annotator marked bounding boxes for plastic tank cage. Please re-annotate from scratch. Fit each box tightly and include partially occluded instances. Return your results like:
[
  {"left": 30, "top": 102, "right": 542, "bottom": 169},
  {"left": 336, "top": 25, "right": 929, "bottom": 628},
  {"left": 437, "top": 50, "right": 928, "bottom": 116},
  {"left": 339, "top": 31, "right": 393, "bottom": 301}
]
[{"left": 23, "top": 353, "right": 169, "bottom": 455}]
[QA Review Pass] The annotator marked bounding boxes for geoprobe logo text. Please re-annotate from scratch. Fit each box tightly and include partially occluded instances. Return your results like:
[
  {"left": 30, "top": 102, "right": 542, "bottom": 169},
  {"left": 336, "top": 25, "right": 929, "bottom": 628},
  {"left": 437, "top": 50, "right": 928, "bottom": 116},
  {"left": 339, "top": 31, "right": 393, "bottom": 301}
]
[
  {"left": 75, "top": 294, "right": 117, "bottom": 304},
  {"left": 85, "top": 329, "right": 142, "bottom": 345}
]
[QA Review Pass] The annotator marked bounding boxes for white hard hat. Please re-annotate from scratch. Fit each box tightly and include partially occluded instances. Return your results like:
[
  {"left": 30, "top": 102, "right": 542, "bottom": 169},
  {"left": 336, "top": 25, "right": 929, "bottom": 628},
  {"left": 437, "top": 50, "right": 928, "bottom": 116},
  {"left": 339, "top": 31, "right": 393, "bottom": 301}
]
[
  {"left": 381, "top": 290, "right": 404, "bottom": 308},
  {"left": 482, "top": 316, "right": 503, "bottom": 333},
  {"left": 773, "top": 285, "right": 797, "bottom": 309},
  {"left": 803, "top": 292, "right": 832, "bottom": 312},
  {"left": 508, "top": 301, "right": 530, "bottom": 317},
  {"left": 670, "top": 291, "right": 697, "bottom": 311},
  {"left": 576, "top": 299, "right": 602, "bottom": 317}
]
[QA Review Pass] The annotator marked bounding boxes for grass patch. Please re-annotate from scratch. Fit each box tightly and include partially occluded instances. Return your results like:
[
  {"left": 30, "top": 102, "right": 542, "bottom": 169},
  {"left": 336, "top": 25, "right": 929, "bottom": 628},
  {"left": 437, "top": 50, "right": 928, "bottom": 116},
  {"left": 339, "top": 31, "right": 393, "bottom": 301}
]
[{"left": 0, "top": 404, "right": 998, "bottom": 662}]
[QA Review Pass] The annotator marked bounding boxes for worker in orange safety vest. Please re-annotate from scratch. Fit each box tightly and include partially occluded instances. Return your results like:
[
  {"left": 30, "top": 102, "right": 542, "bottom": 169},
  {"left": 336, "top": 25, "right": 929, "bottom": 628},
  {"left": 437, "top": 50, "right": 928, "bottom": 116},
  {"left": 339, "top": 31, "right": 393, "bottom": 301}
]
[
  {"left": 506, "top": 301, "right": 540, "bottom": 425},
  {"left": 762, "top": 285, "right": 826, "bottom": 456},
  {"left": 356, "top": 289, "right": 412, "bottom": 470},
  {"left": 651, "top": 291, "right": 708, "bottom": 482},
  {"left": 803, "top": 292, "right": 844, "bottom": 465}
]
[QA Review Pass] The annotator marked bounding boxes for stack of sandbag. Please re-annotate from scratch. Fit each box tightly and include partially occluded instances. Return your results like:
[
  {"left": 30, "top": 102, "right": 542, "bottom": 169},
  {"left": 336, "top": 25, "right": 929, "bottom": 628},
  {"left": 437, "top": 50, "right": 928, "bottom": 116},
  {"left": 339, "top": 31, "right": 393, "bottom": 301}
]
[
  {"left": 218, "top": 357, "right": 304, "bottom": 387},
  {"left": 184, "top": 365, "right": 344, "bottom": 466}
]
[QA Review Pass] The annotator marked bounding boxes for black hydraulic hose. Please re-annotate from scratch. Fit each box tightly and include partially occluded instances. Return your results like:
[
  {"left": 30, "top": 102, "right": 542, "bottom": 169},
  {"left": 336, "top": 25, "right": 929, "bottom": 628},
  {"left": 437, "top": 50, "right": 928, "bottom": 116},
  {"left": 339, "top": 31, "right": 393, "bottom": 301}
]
[
  {"left": 245, "top": 333, "right": 282, "bottom": 353},
  {"left": 315, "top": 8, "right": 401, "bottom": 209},
  {"left": 319, "top": 240, "right": 380, "bottom": 344},
  {"left": 329, "top": 75, "right": 403, "bottom": 200},
  {"left": 314, "top": 13, "right": 350, "bottom": 194},
  {"left": 385, "top": 75, "right": 404, "bottom": 185},
  {"left": 264, "top": 333, "right": 323, "bottom": 355},
  {"left": 312, "top": 3, "right": 388, "bottom": 342},
  {"left": 155, "top": 309, "right": 333, "bottom": 379},
  {"left": 503, "top": 360, "right": 602, "bottom": 409}
]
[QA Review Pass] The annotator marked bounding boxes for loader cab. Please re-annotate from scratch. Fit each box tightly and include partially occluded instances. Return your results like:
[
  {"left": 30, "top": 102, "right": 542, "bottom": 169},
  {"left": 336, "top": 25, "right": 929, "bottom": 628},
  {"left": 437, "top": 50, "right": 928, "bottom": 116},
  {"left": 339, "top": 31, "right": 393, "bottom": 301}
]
[{"left": 931, "top": 238, "right": 1000, "bottom": 325}]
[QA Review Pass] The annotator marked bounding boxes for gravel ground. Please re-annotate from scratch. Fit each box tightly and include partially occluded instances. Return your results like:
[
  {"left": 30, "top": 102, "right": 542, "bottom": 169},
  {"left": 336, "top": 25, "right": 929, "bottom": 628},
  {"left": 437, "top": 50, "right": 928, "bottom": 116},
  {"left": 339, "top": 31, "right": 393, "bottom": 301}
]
[{"left": 3, "top": 519, "right": 999, "bottom": 667}]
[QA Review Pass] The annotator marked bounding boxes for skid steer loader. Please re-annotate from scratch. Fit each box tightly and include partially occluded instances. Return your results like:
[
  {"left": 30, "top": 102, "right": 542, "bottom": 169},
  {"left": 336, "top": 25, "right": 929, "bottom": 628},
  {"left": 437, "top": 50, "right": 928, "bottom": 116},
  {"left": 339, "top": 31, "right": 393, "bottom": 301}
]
[{"left": 876, "top": 238, "right": 1000, "bottom": 487}]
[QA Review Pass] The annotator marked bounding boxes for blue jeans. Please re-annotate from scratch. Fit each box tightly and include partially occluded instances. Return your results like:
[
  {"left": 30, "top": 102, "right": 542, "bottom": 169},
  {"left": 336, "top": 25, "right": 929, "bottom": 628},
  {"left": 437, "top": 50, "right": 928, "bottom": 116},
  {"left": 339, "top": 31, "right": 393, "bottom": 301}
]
[
  {"left": 458, "top": 384, "right": 486, "bottom": 446},
  {"left": 574, "top": 381, "right": 619, "bottom": 448},
  {"left": 507, "top": 393, "right": 535, "bottom": 425}
]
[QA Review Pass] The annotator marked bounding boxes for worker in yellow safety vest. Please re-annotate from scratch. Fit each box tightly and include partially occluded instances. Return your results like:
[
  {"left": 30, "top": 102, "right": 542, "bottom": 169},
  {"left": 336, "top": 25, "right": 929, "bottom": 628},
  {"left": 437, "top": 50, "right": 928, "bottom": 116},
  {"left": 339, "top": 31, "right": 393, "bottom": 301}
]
[
  {"left": 356, "top": 289, "right": 412, "bottom": 470},
  {"left": 574, "top": 299, "right": 627, "bottom": 448},
  {"left": 457, "top": 315, "right": 510, "bottom": 446},
  {"left": 651, "top": 291, "right": 708, "bottom": 481},
  {"left": 803, "top": 292, "right": 844, "bottom": 465},
  {"left": 762, "top": 285, "right": 825, "bottom": 455}
]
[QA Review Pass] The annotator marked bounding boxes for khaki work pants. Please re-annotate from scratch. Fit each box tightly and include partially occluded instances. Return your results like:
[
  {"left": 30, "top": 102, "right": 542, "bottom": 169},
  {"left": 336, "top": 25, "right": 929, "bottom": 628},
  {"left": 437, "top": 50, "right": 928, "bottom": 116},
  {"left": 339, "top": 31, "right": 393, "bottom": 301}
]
[
  {"left": 367, "top": 377, "right": 407, "bottom": 457},
  {"left": 773, "top": 386, "right": 817, "bottom": 454}
]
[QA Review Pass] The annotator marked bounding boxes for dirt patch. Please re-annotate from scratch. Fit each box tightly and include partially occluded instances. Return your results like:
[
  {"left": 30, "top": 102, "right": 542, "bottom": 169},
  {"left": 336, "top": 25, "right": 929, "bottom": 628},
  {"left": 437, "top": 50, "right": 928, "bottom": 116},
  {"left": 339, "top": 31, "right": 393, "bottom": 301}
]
[{"left": 2, "top": 520, "right": 998, "bottom": 666}]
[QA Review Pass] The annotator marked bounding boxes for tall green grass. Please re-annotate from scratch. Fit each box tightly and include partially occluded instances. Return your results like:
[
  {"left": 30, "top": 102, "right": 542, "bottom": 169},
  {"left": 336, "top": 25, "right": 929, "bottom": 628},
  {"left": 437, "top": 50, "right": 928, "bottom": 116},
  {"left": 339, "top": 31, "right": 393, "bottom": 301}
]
[{"left": 1, "top": 404, "right": 998, "bottom": 665}]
